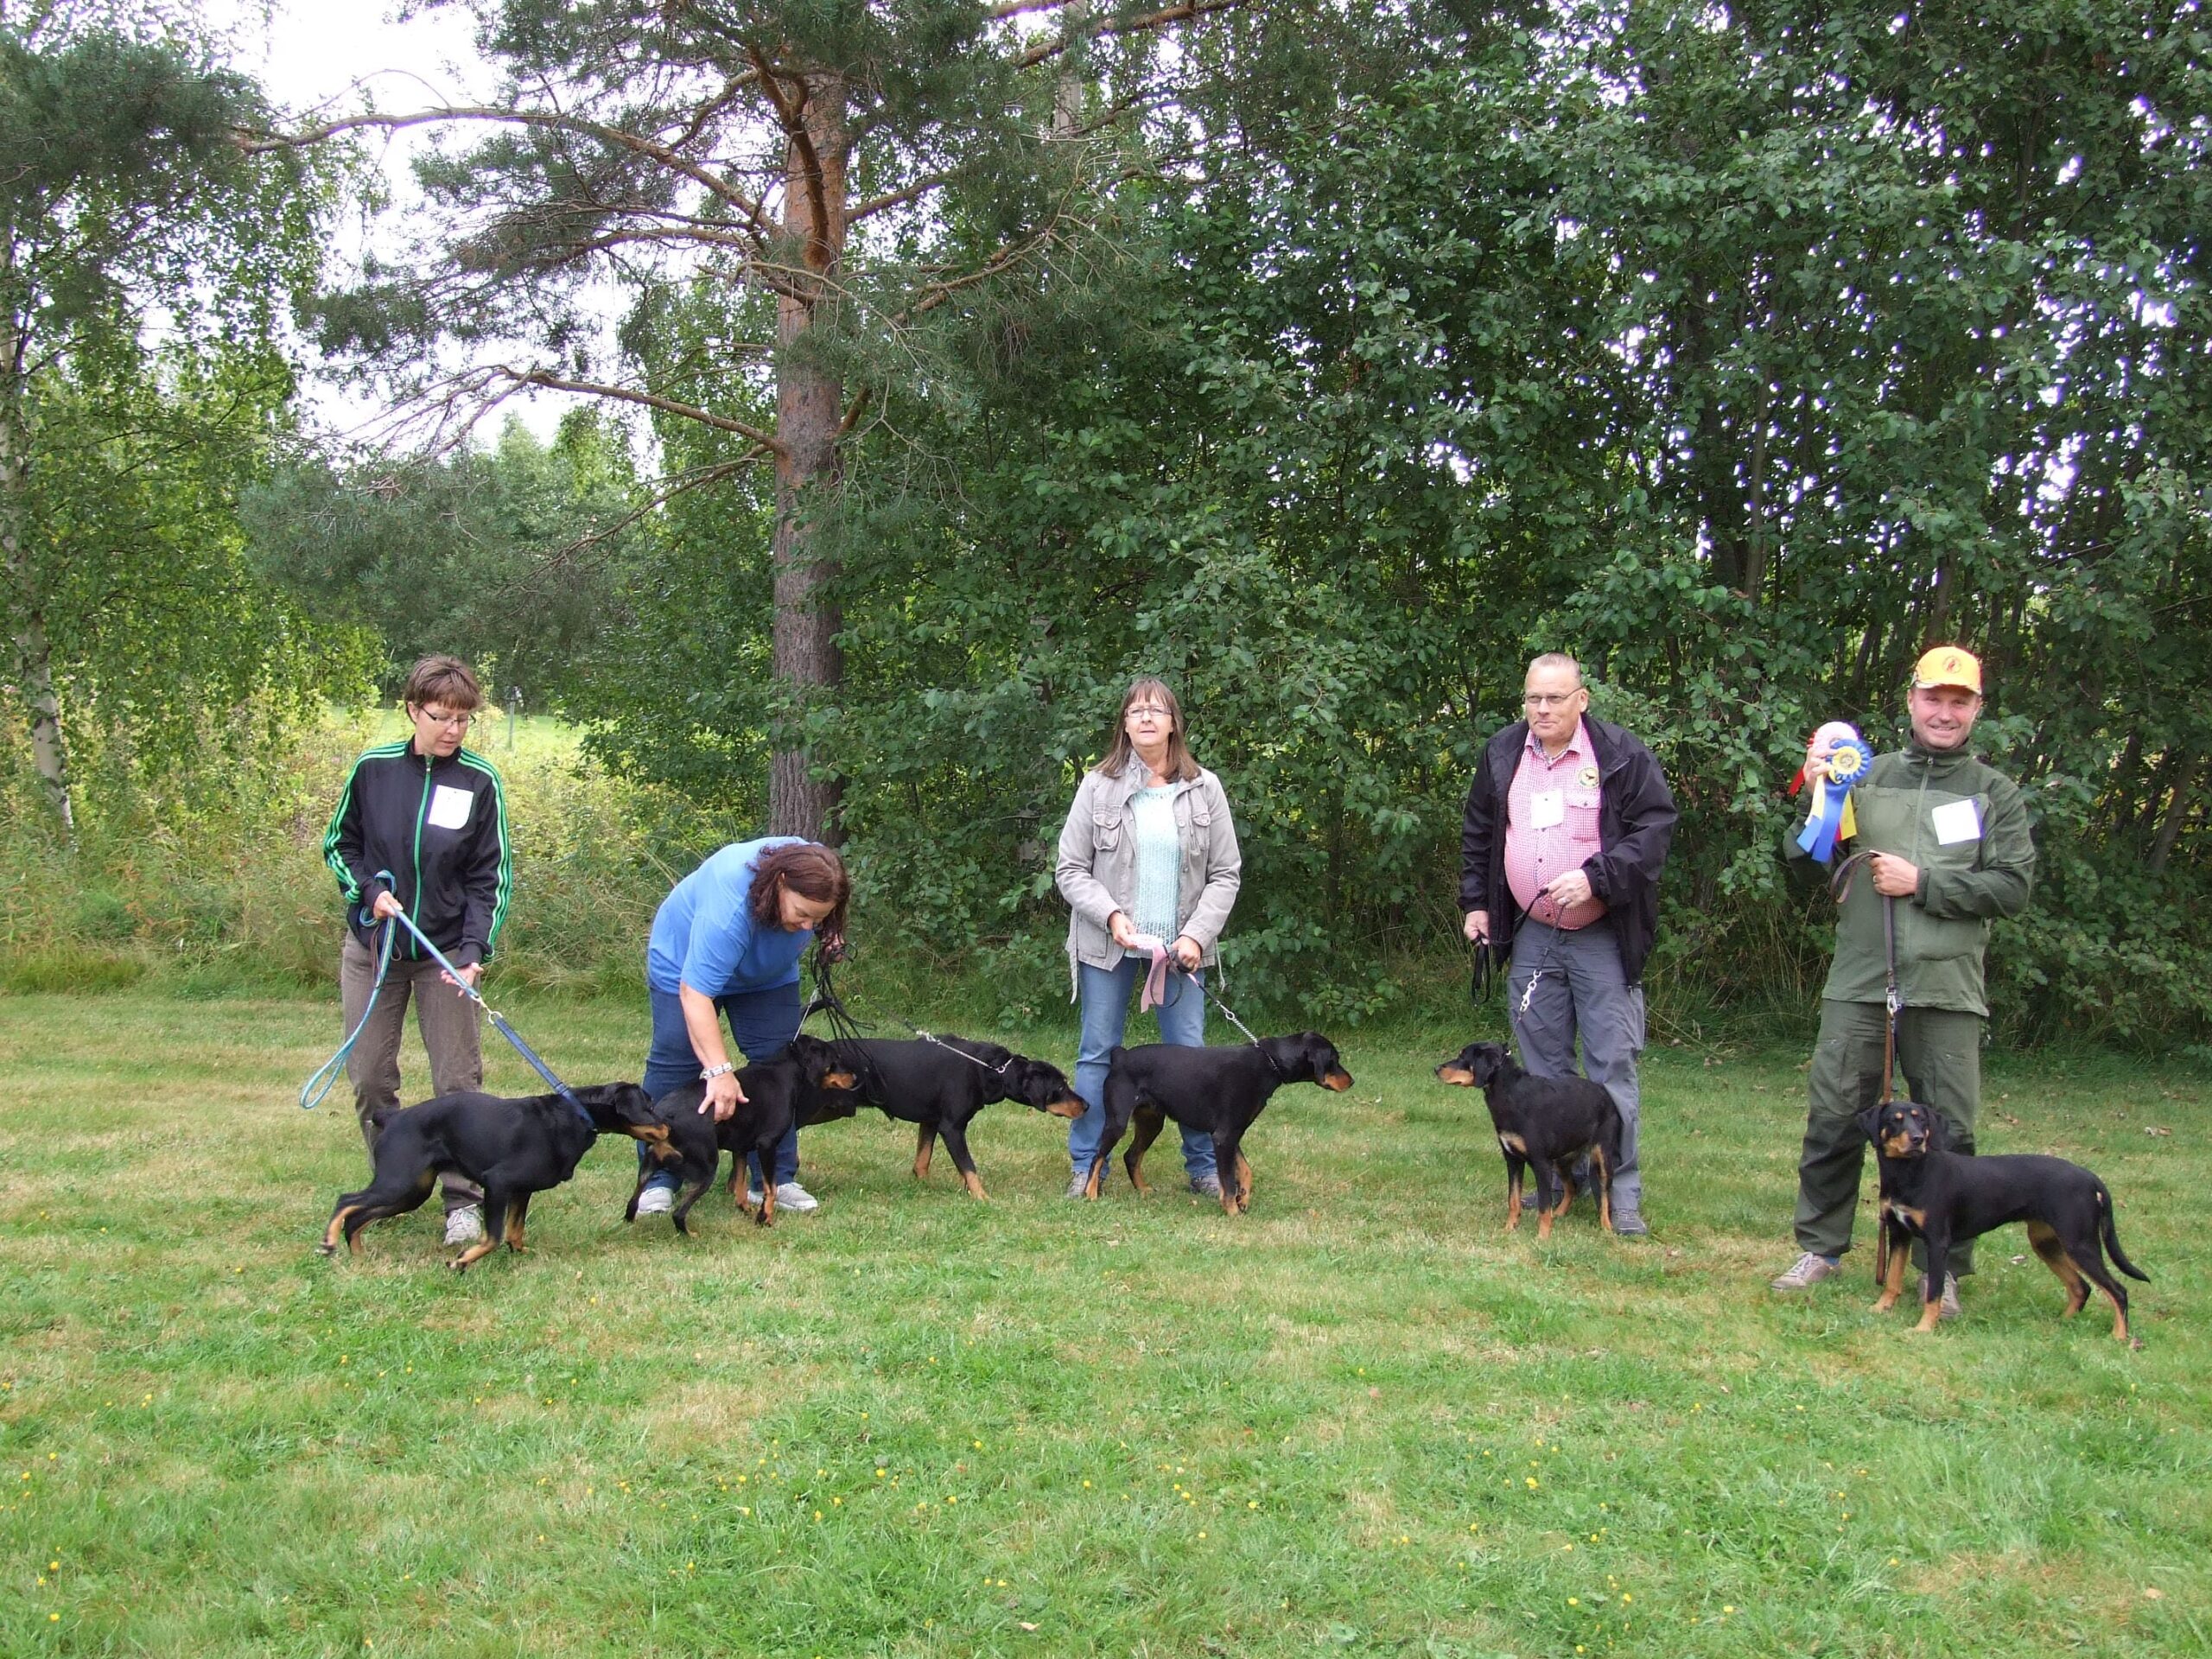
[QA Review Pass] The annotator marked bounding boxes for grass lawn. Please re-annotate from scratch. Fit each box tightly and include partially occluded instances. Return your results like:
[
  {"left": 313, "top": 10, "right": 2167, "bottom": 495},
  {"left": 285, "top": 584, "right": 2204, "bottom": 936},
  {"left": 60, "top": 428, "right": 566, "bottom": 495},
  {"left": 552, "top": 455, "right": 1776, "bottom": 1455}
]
[{"left": 0, "top": 988, "right": 2205, "bottom": 1656}]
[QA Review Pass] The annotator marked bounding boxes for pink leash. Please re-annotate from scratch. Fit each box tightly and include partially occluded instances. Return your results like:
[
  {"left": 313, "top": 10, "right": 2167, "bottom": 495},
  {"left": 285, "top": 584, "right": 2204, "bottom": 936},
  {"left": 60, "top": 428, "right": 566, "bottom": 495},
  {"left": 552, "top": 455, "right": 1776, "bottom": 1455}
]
[{"left": 1133, "top": 934, "right": 1174, "bottom": 1011}]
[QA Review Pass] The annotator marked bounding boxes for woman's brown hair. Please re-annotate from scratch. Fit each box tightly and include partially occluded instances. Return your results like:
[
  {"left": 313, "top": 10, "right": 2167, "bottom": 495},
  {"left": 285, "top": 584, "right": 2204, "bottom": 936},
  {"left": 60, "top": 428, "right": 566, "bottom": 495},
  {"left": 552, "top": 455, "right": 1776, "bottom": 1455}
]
[
  {"left": 401, "top": 654, "right": 482, "bottom": 712},
  {"left": 748, "top": 842, "right": 851, "bottom": 940},
  {"left": 1094, "top": 677, "right": 1199, "bottom": 783}
]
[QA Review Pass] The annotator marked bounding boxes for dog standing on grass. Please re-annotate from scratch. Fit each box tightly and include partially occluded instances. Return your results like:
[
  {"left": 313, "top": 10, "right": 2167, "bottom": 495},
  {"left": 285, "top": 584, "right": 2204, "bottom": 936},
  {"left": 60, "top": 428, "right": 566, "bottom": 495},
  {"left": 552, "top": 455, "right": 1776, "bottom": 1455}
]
[
  {"left": 1084, "top": 1033, "right": 1353, "bottom": 1214},
  {"left": 323, "top": 1081, "right": 674, "bottom": 1268},
  {"left": 1435, "top": 1040, "right": 1624, "bottom": 1238},
  {"left": 829, "top": 1037, "right": 1085, "bottom": 1200},
  {"left": 1861, "top": 1099, "right": 2149, "bottom": 1342},
  {"left": 626, "top": 1035, "right": 864, "bottom": 1232}
]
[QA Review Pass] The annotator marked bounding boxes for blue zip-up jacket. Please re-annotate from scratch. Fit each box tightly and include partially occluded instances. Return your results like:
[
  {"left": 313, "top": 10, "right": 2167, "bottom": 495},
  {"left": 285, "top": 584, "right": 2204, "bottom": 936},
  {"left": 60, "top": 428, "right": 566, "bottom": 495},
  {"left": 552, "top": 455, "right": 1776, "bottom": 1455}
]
[{"left": 322, "top": 740, "right": 512, "bottom": 968}]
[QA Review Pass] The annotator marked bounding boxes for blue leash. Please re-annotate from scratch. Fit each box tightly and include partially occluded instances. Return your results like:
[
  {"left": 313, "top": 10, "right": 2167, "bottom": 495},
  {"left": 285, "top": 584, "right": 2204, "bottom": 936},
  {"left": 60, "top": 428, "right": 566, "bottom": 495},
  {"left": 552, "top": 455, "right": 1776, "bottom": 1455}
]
[
  {"left": 298, "top": 916, "right": 395, "bottom": 1111},
  {"left": 300, "top": 892, "right": 592, "bottom": 1128}
]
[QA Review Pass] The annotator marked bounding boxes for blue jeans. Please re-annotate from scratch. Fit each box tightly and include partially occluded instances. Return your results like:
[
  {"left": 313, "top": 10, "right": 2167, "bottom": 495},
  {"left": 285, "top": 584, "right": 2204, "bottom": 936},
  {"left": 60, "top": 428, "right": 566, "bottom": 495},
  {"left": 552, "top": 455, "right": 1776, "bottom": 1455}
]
[
  {"left": 639, "top": 980, "right": 804, "bottom": 1192},
  {"left": 1069, "top": 956, "right": 1215, "bottom": 1182}
]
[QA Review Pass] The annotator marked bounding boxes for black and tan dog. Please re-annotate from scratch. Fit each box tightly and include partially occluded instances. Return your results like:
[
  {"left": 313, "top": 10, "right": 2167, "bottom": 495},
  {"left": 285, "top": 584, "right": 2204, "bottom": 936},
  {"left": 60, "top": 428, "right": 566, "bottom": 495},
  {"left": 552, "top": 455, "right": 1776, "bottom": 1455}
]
[
  {"left": 1434, "top": 1041, "right": 1624, "bottom": 1238},
  {"left": 626, "top": 1034, "right": 863, "bottom": 1232},
  {"left": 1860, "top": 1099, "right": 2150, "bottom": 1342},
  {"left": 1086, "top": 1033, "right": 1353, "bottom": 1214},
  {"left": 323, "top": 1081, "right": 675, "bottom": 1268},
  {"left": 830, "top": 1037, "right": 1084, "bottom": 1199}
]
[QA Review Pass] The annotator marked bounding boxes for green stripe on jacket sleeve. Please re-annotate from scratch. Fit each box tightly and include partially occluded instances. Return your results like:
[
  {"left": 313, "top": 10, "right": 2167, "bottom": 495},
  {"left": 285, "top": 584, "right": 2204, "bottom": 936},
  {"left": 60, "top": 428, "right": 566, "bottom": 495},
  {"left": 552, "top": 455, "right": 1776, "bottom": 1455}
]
[{"left": 461, "top": 752, "right": 514, "bottom": 959}]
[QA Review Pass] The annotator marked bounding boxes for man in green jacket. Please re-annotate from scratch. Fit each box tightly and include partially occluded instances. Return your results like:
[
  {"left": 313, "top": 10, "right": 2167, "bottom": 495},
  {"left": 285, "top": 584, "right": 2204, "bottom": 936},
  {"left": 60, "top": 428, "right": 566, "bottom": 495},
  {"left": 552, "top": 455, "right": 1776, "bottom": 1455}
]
[{"left": 1770, "top": 647, "right": 2036, "bottom": 1313}]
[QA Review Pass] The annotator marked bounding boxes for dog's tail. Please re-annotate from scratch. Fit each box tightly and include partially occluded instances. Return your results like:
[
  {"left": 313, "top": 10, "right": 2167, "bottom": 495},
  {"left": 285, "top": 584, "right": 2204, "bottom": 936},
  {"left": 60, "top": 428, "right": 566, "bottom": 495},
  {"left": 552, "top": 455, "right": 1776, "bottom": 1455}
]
[{"left": 2098, "top": 1184, "right": 2151, "bottom": 1281}]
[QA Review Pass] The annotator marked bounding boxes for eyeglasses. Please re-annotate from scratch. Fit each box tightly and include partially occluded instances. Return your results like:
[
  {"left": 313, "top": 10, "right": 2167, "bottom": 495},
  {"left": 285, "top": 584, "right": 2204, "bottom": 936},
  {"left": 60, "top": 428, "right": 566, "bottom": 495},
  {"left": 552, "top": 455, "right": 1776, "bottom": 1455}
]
[
  {"left": 1522, "top": 694, "right": 1582, "bottom": 710},
  {"left": 413, "top": 706, "right": 474, "bottom": 728},
  {"left": 1125, "top": 706, "right": 1171, "bottom": 719}
]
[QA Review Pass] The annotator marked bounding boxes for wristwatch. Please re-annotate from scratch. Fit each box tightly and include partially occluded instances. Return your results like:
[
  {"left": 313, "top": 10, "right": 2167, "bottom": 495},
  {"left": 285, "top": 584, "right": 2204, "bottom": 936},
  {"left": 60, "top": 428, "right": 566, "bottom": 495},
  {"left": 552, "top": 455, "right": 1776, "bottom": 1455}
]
[{"left": 701, "top": 1062, "right": 736, "bottom": 1080}]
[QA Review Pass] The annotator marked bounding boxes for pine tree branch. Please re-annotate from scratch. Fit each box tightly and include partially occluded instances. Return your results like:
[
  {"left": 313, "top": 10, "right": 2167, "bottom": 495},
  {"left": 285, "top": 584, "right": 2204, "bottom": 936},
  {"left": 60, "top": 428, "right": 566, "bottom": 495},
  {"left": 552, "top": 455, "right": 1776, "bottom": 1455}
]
[
  {"left": 246, "top": 105, "right": 772, "bottom": 229},
  {"left": 1014, "top": 0, "right": 1247, "bottom": 69},
  {"left": 503, "top": 366, "right": 785, "bottom": 452}
]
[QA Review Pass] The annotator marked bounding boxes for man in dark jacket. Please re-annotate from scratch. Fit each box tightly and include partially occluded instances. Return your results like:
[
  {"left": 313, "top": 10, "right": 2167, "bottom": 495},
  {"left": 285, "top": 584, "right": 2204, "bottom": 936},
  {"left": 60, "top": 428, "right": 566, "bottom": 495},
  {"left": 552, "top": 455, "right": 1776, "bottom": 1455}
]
[
  {"left": 1770, "top": 646, "right": 2035, "bottom": 1313},
  {"left": 1460, "top": 654, "right": 1678, "bottom": 1233},
  {"left": 322, "top": 654, "right": 512, "bottom": 1246}
]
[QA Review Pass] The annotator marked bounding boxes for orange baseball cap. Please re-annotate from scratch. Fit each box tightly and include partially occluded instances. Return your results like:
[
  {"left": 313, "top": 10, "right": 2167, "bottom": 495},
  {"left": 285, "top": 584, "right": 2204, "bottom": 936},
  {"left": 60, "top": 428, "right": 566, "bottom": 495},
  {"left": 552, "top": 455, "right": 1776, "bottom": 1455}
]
[{"left": 1912, "top": 645, "right": 1982, "bottom": 694}]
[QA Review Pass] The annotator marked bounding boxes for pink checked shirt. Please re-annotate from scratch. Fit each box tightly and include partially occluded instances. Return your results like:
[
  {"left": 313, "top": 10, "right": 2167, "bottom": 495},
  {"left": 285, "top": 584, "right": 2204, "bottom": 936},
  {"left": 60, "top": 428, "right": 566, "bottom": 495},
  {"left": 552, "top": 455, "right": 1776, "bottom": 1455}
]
[{"left": 1503, "top": 719, "right": 1609, "bottom": 930}]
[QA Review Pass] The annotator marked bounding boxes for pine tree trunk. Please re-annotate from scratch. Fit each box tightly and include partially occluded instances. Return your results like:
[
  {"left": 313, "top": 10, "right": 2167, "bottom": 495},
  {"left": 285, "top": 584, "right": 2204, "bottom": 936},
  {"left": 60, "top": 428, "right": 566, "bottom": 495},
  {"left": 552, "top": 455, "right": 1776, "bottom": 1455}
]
[
  {"left": 766, "top": 74, "right": 849, "bottom": 843},
  {"left": 0, "top": 297, "right": 71, "bottom": 836}
]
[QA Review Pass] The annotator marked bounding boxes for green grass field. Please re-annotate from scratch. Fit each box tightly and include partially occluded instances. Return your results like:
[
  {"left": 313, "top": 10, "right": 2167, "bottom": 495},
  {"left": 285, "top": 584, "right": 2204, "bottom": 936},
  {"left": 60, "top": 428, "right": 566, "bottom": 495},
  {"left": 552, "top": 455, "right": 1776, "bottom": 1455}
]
[{"left": 1, "top": 989, "right": 2205, "bottom": 1656}]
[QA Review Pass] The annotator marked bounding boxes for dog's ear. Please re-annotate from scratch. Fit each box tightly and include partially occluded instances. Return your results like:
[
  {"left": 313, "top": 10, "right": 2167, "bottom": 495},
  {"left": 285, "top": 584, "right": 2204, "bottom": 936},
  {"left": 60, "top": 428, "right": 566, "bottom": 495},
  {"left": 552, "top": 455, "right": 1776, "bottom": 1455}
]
[
  {"left": 1471, "top": 1044, "right": 1505, "bottom": 1087},
  {"left": 1856, "top": 1103, "right": 1886, "bottom": 1146},
  {"left": 1926, "top": 1107, "right": 1955, "bottom": 1152}
]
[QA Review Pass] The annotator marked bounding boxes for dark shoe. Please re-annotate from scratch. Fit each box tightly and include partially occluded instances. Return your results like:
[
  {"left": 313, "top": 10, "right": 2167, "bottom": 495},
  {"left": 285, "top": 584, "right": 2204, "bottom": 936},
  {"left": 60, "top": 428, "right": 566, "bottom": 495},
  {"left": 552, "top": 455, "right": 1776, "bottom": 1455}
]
[
  {"left": 1611, "top": 1206, "right": 1649, "bottom": 1236},
  {"left": 1189, "top": 1174, "right": 1224, "bottom": 1200}
]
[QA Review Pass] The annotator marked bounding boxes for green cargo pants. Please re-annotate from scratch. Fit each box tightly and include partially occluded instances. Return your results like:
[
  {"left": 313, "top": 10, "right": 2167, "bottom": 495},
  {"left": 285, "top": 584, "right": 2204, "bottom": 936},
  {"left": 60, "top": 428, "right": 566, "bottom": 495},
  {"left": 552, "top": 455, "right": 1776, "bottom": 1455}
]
[{"left": 1792, "top": 999, "right": 1981, "bottom": 1275}]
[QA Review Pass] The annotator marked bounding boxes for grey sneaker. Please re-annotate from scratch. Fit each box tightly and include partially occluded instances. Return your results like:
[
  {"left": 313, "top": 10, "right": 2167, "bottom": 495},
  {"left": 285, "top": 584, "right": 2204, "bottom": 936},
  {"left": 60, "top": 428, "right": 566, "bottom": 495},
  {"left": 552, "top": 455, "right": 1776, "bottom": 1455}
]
[
  {"left": 772, "top": 1180, "right": 820, "bottom": 1213},
  {"left": 1770, "top": 1251, "right": 1841, "bottom": 1291},
  {"left": 1611, "top": 1206, "right": 1649, "bottom": 1237},
  {"left": 1066, "top": 1167, "right": 1104, "bottom": 1198},
  {"left": 1921, "top": 1272, "right": 1961, "bottom": 1320},
  {"left": 1189, "top": 1175, "right": 1225, "bottom": 1200},
  {"left": 633, "top": 1185, "right": 674, "bottom": 1216},
  {"left": 442, "top": 1205, "right": 485, "bottom": 1246}
]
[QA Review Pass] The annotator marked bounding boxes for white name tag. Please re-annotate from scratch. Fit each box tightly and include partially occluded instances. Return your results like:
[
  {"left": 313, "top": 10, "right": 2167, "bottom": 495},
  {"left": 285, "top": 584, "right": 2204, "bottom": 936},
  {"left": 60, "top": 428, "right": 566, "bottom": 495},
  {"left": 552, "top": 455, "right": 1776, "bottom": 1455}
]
[
  {"left": 1930, "top": 798, "right": 1981, "bottom": 845},
  {"left": 427, "top": 784, "right": 475, "bottom": 830},
  {"left": 1529, "top": 790, "right": 1565, "bottom": 830}
]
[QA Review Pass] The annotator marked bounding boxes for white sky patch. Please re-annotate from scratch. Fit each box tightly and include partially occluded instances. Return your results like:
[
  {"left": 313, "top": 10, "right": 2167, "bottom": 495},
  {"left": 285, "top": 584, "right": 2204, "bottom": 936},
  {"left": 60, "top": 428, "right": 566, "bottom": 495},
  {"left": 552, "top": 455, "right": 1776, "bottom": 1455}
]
[{"left": 209, "top": 0, "right": 577, "bottom": 444}]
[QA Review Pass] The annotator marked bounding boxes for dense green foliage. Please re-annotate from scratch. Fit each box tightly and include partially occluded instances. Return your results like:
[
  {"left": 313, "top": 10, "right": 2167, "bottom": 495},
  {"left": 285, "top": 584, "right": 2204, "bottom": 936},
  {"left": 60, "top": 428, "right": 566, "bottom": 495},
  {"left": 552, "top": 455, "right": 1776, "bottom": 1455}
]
[
  {"left": 0, "top": 3, "right": 362, "bottom": 832},
  {"left": 577, "top": 0, "right": 2210, "bottom": 1043},
  {"left": 244, "top": 411, "right": 647, "bottom": 702},
  {"left": 6, "top": 1, "right": 2210, "bottom": 1046}
]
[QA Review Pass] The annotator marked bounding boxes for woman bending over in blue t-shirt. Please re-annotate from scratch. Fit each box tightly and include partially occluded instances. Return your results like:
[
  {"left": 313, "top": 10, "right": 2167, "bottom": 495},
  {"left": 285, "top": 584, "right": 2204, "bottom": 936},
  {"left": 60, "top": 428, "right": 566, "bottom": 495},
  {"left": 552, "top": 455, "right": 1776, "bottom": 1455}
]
[{"left": 635, "top": 838, "right": 850, "bottom": 1214}]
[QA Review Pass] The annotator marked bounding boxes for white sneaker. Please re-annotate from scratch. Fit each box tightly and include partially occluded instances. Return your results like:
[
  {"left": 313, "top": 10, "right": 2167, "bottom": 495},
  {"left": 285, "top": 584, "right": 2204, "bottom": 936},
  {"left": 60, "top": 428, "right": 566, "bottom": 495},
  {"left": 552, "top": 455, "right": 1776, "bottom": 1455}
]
[
  {"left": 442, "top": 1205, "right": 485, "bottom": 1245},
  {"left": 634, "top": 1186, "right": 674, "bottom": 1216},
  {"left": 772, "top": 1180, "right": 819, "bottom": 1213}
]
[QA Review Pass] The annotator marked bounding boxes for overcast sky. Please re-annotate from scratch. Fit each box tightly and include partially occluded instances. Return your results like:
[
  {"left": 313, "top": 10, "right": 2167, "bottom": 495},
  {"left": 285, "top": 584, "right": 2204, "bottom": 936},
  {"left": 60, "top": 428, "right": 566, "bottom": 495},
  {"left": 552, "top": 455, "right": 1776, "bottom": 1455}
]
[{"left": 211, "top": 1, "right": 573, "bottom": 443}]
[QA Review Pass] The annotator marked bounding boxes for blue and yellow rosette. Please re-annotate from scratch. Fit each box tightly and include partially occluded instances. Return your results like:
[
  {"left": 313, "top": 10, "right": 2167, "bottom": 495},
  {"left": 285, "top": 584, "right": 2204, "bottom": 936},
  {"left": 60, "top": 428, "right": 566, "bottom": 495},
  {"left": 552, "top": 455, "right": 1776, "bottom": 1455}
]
[{"left": 1794, "top": 725, "right": 1871, "bottom": 862}]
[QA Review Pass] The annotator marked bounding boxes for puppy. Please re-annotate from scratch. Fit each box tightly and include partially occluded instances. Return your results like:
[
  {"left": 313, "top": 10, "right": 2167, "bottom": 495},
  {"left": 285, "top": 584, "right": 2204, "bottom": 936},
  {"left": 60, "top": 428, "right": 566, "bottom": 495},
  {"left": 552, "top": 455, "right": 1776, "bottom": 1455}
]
[
  {"left": 1861, "top": 1099, "right": 2150, "bottom": 1341},
  {"left": 323, "top": 1080, "right": 674, "bottom": 1268},
  {"left": 1435, "top": 1041, "right": 1623, "bottom": 1238},
  {"left": 1089, "top": 1033, "right": 1353, "bottom": 1214},
  {"left": 626, "top": 1033, "right": 862, "bottom": 1231}
]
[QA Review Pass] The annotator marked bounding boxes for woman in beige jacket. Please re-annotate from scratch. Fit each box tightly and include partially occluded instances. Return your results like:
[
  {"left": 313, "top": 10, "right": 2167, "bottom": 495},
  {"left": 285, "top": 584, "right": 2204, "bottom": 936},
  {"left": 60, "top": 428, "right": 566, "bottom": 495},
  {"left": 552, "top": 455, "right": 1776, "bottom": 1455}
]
[{"left": 1055, "top": 677, "right": 1243, "bottom": 1198}]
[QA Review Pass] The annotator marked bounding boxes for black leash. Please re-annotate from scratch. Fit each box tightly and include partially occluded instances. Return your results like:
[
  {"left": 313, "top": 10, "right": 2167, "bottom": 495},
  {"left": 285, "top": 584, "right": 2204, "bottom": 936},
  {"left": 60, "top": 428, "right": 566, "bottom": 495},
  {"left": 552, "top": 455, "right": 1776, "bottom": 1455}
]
[
  {"left": 1468, "top": 934, "right": 1503, "bottom": 1004},
  {"left": 807, "top": 950, "right": 1011, "bottom": 1078},
  {"left": 1166, "top": 963, "right": 1281, "bottom": 1077},
  {"left": 1829, "top": 850, "right": 1904, "bottom": 1104},
  {"left": 1834, "top": 848, "right": 1910, "bottom": 1289}
]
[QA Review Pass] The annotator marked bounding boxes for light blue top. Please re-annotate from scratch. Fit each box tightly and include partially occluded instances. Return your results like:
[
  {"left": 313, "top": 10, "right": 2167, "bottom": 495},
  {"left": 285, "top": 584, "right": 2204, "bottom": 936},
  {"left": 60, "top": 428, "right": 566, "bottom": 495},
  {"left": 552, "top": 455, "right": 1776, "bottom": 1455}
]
[
  {"left": 1128, "top": 785, "right": 1181, "bottom": 948},
  {"left": 645, "top": 836, "right": 813, "bottom": 996}
]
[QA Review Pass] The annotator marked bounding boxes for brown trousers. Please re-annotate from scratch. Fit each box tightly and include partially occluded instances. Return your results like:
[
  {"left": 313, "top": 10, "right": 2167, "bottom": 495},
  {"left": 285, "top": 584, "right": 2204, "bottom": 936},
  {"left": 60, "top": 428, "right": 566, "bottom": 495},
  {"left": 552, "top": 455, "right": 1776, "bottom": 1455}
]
[{"left": 339, "top": 933, "right": 486, "bottom": 1211}]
